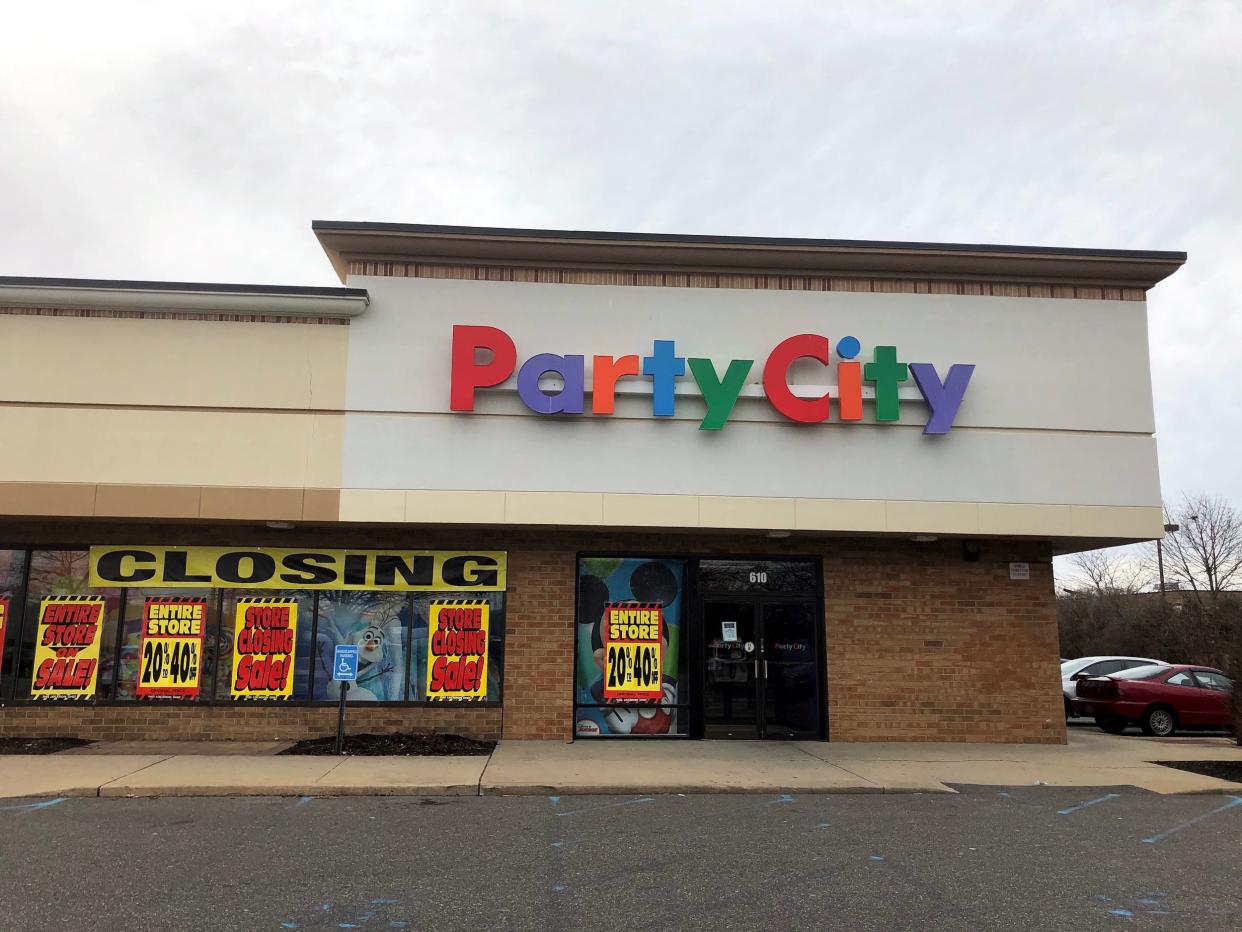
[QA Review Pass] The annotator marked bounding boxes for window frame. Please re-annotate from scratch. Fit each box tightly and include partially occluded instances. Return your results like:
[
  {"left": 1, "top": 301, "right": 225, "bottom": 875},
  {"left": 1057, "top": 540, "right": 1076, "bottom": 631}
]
[
  {"left": 1163, "top": 670, "right": 1198, "bottom": 688},
  {"left": 1191, "top": 670, "right": 1232, "bottom": 692}
]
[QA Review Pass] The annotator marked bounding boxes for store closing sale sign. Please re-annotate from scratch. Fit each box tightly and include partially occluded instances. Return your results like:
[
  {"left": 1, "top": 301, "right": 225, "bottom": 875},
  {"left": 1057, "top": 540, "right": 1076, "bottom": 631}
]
[
  {"left": 426, "top": 599, "right": 489, "bottom": 700},
  {"left": 32, "top": 596, "right": 106, "bottom": 699},
  {"left": 602, "top": 602, "right": 664, "bottom": 701},
  {"left": 231, "top": 597, "right": 297, "bottom": 699},
  {"left": 137, "top": 597, "right": 207, "bottom": 699}
]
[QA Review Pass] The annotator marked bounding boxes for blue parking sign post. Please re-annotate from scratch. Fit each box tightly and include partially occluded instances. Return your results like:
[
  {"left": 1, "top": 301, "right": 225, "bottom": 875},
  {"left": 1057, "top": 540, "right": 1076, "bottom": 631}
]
[{"left": 332, "top": 645, "right": 359, "bottom": 755}]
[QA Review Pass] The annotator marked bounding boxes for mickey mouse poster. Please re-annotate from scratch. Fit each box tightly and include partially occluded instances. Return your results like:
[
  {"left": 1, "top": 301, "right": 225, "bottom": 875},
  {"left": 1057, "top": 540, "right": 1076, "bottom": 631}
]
[{"left": 574, "top": 558, "right": 684, "bottom": 736}]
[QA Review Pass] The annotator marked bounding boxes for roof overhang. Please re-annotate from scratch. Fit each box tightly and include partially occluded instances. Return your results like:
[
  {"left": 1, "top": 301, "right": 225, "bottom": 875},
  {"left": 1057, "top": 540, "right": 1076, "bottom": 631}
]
[
  {"left": 313, "top": 220, "right": 1186, "bottom": 290},
  {"left": 0, "top": 276, "right": 369, "bottom": 318}
]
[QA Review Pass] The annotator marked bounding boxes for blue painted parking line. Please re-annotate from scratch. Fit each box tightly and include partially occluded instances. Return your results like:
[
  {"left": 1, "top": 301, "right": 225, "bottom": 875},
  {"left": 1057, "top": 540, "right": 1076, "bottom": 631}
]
[
  {"left": 0, "top": 797, "right": 67, "bottom": 813},
  {"left": 1143, "top": 796, "right": 1242, "bottom": 844},
  {"left": 555, "top": 796, "right": 654, "bottom": 817},
  {"left": 1057, "top": 792, "right": 1120, "bottom": 815}
]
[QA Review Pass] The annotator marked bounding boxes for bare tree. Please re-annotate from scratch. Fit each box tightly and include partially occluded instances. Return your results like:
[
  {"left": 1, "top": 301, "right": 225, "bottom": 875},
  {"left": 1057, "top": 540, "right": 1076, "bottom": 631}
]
[
  {"left": 1159, "top": 494, "right": 1242, "bottom": 601},
  {"left": 1069, "top": 548, "right": 1146, "bottom": 595}
]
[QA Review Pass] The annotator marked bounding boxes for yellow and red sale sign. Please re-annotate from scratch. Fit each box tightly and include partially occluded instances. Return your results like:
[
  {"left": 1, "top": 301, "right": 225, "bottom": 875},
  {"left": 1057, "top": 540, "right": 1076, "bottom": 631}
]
[
  {"left": 602, "top": 602, "right": 664, "bottom": 701},
  {"left": 31, "top": 596, "right": 106, "bottom": 699},
  {"left": 137, "top": 597, "right": 207, "bottom": 700},
  {"left": 426, "top": 599, "right": 489, "bottom": 700},
  {"left": 230, "top": 598, "right": 297, "bottom": 700}
]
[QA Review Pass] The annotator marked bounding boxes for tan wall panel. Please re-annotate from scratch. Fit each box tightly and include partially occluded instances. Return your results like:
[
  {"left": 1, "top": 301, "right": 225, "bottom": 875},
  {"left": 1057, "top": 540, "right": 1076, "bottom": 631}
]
[
  {"left": 0, "top": 406, "right": 344, "bottom": 488},
  {"left": 0, "top": 481, "right": 96, "bottom": 516},
  {"left": 0, "top": 315, "right": 348, "bottom": 410},
  {"left": 95, "top": 483, "right": 202, "bottom": 519}
]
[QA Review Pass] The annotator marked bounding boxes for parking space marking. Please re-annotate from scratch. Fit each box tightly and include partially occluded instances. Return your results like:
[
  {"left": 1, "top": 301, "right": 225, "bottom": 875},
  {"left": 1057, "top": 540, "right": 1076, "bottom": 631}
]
[
  {"left": 1057, "top": 793, "right": 1120, "bottom": 815},
  {"left": 0, "top": 797, "right": 67, "bottom": 814},
  {"left": 554, "top": 796, "right": 654, "bottom": 817},
  {"left": 1142, "top": 796, "right": 1242, "bottom": 844}
]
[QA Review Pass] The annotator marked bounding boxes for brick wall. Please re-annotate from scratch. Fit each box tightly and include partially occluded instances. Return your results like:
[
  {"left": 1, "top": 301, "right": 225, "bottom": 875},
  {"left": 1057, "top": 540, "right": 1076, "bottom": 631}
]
[
  {"left": 0, "top": 521, "right": 1066, "bottom": 744},
  {"left": 0, "top": 704, "right": 502, "bottom": 742},
  {"left": 500, "top": 548, "right": 576, "bottom": 740},
  {"left": 824, "top": 539, "right": 1064, "bottom": 743},
  {"left": 492, "top": 530, "right": 1064, "bottom": 744}
]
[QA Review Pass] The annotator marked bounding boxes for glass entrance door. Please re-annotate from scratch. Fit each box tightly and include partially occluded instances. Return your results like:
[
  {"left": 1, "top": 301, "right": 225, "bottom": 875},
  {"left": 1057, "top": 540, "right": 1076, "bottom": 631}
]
[
  {"left": 760, "top": 601, "right": 821, "bottom": 739},
  {"left": 702, "top": 601, "right": 759, "bottom": 738},
  {"left": 701, "top": 598, "right": 821, "bottom": 739}
]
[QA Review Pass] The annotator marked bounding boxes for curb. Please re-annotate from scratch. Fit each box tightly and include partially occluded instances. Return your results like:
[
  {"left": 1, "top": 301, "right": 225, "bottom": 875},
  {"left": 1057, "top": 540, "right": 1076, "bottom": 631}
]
[
  {"left": 98, "top": 783, "right": 481, "bottom": 798},
  {"left": 480, "top": 783, "right": 955, "bottom": 796}
]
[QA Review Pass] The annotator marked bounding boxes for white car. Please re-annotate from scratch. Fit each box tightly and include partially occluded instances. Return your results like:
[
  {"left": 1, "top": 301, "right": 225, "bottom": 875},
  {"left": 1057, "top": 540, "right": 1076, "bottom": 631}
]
[{"left": 1060, "top": 656, "right": 1164, "bottom": 717}]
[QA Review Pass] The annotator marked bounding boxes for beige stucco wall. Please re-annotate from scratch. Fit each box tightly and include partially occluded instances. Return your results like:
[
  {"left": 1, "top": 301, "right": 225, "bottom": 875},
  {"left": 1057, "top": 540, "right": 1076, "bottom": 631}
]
[
  {"left": 1, "top": 314, "right": 347, "bottom": 505},
  {"left": 0, "top": 315, "right": 347, "bottom": 410},
  {"left": 0, "top": 275, "right": 1165, "bottom": 545}
]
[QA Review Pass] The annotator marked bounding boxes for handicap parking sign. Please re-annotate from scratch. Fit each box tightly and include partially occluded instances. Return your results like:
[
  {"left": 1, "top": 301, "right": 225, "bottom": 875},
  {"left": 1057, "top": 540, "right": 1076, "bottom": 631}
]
[{"left": 333, "top": 644, "right": 359, "bottom": 682}]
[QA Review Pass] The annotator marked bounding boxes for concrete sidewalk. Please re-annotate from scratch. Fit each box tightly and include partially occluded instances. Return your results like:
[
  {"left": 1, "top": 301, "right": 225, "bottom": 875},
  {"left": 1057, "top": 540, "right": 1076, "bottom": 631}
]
[{"left": 2, "top": 730, "right": 1239, "bottom": 799}]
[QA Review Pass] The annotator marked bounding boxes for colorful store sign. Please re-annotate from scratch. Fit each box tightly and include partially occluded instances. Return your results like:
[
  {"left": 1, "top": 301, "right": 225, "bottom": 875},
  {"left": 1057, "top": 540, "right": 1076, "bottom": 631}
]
[
  {"left": 230, "top": 597, "right": 298, "bottom": 699},
  {"left": 450, "top": 325, "right": 975, "bottom": 434},
  {"left": 136, "top": 597, "right": 207, "bottom": 700},
  {"left": 89, "top": 547, "right": 506, "bottom": 591},
  {"left": 31, "top": 596, "right": 105, "bottom": 699},
  {"left": 425, "top": 600, "right": 489, "bottom": 700},
  {"left": 601, "top": 602, "right": 664, "bottom": 701}
]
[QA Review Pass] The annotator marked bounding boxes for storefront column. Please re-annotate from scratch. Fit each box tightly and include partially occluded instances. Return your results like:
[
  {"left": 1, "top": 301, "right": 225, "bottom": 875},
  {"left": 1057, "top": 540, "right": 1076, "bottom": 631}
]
[{"left": 500, "top": 549, "right": 576, "bottom": 739}]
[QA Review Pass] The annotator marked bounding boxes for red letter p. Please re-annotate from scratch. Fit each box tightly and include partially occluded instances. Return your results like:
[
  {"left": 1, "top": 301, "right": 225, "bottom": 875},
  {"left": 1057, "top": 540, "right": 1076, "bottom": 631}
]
[{"left": 450, "top": 325, "right": 517, "bottom": 411}]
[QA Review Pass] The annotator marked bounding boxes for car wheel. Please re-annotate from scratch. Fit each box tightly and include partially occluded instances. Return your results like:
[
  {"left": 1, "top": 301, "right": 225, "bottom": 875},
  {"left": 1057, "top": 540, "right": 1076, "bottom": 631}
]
[
  {"left": 1141, "top": 706, "right": 1177, "bottom": 737},
  {"left": 1095, "top": 714, "right": 1128, "bottom": 735}
]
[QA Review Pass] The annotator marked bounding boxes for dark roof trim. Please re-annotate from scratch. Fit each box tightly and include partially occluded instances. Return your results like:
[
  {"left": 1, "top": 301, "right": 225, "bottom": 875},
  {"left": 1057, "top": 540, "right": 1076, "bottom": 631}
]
[
  {"left": 312, "top": 220, "right": 1185, "bottom": 263},
  {"left": 0, "top": 275, "right": 369, "bottom": 318},
  {"left": 0, "top": 275, "right": 367, "bottom": 298},
  {"left": 312, "top": 220, "right": 1186, "bottom": 291}
]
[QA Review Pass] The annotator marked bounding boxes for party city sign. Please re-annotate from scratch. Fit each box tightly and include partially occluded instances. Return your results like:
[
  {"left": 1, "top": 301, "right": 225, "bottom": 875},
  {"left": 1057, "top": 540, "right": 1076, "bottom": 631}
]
[{"left": 449, "top": 325, "right": 975, "bottom": 435}]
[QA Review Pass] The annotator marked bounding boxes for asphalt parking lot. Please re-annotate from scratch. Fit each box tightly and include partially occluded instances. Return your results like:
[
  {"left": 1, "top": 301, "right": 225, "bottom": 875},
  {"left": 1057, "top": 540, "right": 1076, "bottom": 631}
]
[{"left": 1, "top": 788, "right": 1239, "bottom": 931}]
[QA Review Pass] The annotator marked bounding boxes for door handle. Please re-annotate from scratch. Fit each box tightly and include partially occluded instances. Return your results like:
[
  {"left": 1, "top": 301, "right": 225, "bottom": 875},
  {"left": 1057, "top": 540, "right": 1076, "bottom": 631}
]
[
  {"left": 753, "top": 660, "right": 759, "bottom": 679},
  {"left": 764, "top": 661, "right": 769, "bottom": 678}
]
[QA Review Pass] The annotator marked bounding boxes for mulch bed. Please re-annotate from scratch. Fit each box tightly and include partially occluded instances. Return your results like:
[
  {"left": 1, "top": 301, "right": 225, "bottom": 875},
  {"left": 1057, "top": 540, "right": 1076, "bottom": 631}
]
[
  {"left": 1156, "top": 760, "right": 1242, "bottom": 782},
  {"left": 0, "top": 737, "right": 94, "bottom": 755},
  {"left": 281, "top": 732, "right": 495, "bottom": 756}
]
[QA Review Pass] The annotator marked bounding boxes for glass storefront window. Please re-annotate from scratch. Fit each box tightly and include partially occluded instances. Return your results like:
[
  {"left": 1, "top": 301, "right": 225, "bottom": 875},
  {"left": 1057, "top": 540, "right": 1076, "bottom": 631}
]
[
  {"left": 0, "top": 550, "right": 29, "bottom": 700},
  {"left": 0, "top": 546, "right": 509, "bottom": 707},
  {"left": 314, "top": 591, "right": 411, "bottom": 702},
  {"left": 19, "top": 550, "right": 121, "bottom": 700},
  {"left": 215, "top": 590, "right": 315, "bottom": 701},
  {"left": 114, "top": 588, "right": 217, "bottom": 701},
  {"left": 574, "top": 557, "right": 687, "bottom": 736},
  {"left": 697, "top": 559, "right": 818, "bottom": 594},
  {"left": 406, "top": 592, "right": 505, "bottom": 703}
]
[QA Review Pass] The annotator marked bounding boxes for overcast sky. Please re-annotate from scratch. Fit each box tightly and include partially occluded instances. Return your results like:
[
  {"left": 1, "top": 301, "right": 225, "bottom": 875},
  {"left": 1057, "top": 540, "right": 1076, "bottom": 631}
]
[{"left": 2, "top": 1, "right": 1238, "bottom": 545}]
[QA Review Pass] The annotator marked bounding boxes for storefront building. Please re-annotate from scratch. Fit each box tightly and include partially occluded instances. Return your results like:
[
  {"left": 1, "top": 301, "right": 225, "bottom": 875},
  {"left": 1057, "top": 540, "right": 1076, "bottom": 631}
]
[{"left": 0, "top": 224, "right": 1184, "bottom": 743}]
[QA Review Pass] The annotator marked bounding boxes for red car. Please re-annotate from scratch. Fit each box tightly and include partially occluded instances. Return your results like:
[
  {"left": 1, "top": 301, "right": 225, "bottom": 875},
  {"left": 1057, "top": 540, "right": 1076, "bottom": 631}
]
[{"left": 1075, "top": 663, "right": 1234, "bottom": 737}]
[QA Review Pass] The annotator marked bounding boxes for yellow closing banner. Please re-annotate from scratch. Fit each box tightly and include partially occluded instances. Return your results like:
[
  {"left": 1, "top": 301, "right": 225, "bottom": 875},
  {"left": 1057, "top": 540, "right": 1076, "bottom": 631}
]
[{"left": 89, "top": 547, "right": 506, "bottom": 591}]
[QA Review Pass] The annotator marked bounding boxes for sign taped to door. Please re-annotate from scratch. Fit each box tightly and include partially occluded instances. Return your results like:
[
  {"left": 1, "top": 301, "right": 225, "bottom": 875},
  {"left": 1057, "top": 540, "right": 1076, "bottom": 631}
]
[{"left": 602, "top": 602, "right": 664, "bottom": 701}]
